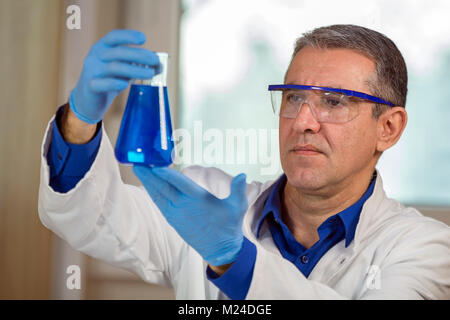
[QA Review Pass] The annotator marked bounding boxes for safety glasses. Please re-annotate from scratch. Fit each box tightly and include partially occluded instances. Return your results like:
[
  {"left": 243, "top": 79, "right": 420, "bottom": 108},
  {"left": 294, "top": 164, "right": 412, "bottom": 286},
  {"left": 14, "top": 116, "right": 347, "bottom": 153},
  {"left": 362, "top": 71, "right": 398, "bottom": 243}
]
[{"left": 268, "top": 84, "right": 394, "bottom": 123}]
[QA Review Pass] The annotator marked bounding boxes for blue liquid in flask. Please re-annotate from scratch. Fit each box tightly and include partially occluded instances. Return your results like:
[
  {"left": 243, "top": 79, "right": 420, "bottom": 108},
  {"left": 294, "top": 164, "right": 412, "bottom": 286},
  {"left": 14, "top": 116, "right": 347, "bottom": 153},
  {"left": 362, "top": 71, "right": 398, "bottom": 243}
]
[{"left": 115, "top": 84, "right": 174, "bottom": 166}]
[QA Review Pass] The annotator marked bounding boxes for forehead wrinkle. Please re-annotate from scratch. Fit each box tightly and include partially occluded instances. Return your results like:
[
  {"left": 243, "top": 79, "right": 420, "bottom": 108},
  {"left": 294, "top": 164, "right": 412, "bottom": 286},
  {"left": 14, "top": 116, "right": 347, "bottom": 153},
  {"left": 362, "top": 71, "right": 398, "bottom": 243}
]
[
  {"left": 284, "top": 47, "right": 376, "bottom": 95},
  {"left": 284, "top": 75, "right": 377, "bottom": 97},
  {"left": 284, "top": 67, "right": 351, "bottom": 91},
  {"left": 284, "top": 81, "right": 346, "bottom": 90}
]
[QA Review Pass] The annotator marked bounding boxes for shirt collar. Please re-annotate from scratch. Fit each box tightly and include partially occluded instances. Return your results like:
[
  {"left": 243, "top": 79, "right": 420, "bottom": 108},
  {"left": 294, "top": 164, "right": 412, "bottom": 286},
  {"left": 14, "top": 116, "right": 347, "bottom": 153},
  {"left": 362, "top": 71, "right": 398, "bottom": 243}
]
[
  {"left": 256, "top": 174, "right": 287, "bottom": 237},
  {"left": 337, "top": 172, "right": 376, "bottom": 246},
  {"left": 256, "top": 172, "right": 377, "bottom": 247}
]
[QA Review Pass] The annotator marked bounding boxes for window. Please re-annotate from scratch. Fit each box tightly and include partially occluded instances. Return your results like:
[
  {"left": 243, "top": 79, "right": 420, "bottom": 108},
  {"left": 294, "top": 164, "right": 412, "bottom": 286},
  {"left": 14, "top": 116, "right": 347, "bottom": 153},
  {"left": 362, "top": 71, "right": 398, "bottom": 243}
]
[{"left": 179, "top": 0, "right": 450, "bottom": 206}]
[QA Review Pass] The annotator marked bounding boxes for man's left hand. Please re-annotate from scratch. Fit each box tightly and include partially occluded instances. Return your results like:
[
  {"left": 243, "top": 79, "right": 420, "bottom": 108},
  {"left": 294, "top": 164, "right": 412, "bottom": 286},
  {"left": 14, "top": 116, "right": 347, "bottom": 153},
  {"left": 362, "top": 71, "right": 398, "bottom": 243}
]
[{"left": 133, "top": 166, "right": 248, "bottom": 267}]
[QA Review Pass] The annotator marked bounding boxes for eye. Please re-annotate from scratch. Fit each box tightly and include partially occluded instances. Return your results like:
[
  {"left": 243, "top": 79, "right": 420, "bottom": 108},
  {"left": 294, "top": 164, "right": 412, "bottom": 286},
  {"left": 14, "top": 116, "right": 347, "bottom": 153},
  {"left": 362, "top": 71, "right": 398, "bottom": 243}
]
[
  {"left": 284, "top": 91, "right": 304, "bottom": 104},
  {"left": 325, "top": 97, "right": 342, "bottom": 107},
  {"left": 322, "top": 93, "right": 347, "bottom": 108},
  {"left": 288, "top": 94, "right": 301, "bottom": 103}
]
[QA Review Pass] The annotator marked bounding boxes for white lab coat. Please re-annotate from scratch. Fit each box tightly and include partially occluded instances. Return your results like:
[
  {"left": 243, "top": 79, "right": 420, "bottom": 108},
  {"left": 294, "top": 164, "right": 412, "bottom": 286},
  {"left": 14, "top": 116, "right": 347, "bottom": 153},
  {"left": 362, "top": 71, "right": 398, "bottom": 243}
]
[{"left": 38, "top": 118, "right": 450, "bottom": 299}]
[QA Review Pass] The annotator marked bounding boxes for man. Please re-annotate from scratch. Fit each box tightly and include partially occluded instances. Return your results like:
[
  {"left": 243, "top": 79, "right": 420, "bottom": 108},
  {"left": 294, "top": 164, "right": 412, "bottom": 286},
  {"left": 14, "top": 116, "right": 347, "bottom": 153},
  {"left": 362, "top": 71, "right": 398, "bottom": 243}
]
[{"left": 39, "top": 24, "right": 450, "bottom": 299}]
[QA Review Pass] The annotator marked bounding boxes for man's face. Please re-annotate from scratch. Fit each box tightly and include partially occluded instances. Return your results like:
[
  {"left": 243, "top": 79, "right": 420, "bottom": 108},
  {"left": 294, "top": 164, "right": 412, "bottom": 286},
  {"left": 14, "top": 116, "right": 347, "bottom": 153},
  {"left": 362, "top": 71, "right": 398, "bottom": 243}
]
[{"left": 279, "top": 46, "right": 380, "bottom": 193}]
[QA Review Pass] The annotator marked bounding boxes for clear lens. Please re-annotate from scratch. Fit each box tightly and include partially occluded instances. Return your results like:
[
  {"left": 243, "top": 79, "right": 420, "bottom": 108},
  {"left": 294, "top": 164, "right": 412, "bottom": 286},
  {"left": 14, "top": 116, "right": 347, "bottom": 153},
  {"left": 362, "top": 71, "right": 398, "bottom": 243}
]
[
  {"left": 270, "top": 90, "right": 282, "bottom": 115},
  {"left": 270, "top": 89, "right": 360, "bottom": 123}
]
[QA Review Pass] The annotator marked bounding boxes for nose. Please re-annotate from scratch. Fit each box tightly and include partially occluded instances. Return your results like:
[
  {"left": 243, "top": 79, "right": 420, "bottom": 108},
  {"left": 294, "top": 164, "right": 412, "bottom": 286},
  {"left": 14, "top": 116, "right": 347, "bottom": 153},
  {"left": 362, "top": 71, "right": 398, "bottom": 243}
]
[{"left": 291, "top": 101, "right": 321, "bottom": 134}]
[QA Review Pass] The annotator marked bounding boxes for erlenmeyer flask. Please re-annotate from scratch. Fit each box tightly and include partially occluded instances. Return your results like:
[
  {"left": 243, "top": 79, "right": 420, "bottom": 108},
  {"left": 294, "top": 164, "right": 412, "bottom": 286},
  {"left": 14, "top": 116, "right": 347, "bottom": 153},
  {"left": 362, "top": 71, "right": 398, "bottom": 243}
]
[{"left": 115, "top": 52, "right": 174, "bottom": 166}]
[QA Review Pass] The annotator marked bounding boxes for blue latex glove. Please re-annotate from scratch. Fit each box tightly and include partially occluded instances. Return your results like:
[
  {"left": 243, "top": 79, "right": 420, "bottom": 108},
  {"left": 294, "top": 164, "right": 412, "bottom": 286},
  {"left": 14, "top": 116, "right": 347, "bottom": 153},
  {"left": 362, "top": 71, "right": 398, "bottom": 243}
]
[
  {"left": 69, "top": 29, "right": 161, "bottom": 124},
  {"left": 133, "top": 166, "right": 249, "bottom": 267}
]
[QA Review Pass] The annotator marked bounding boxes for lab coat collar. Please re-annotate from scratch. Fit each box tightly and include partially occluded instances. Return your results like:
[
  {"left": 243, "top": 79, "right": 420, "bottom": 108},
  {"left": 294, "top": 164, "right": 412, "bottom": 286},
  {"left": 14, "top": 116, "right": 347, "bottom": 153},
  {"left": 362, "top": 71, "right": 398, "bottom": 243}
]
[
  {"left": 244, "top": 169, "right": 389, "bottom": 253},
  {"left": 254, "top": 172, "right": 377, "bottom": 248}
]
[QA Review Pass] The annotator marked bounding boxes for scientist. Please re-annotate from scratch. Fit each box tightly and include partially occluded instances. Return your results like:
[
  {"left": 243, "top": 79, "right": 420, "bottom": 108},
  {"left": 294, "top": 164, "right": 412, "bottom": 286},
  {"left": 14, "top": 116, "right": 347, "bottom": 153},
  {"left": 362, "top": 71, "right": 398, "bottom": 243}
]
[{"left": 39, "top": 24, "right": 450, "bottom": 299}]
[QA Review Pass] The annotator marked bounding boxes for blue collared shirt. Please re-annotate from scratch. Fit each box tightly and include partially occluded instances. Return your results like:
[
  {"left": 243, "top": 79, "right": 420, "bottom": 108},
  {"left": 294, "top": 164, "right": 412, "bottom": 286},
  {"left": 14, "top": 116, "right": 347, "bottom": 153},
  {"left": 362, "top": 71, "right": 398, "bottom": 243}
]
[
  {"left": 258, "top": 174, "right": 376, "bottom": 277},
  {"left": 207, "top": 172, "right": 376, "bottom": 299},
  {"left": 46, "top": 106, "right": 376, "bottom": 300}
]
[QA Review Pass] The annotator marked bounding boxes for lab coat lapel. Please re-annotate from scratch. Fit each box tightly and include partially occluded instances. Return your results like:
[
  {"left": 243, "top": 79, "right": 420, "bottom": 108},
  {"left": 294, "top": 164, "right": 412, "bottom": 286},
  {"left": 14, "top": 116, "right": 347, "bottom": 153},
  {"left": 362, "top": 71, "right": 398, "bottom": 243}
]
[{"left": 317, "top": 171, "right": 394, "bottom": 285}]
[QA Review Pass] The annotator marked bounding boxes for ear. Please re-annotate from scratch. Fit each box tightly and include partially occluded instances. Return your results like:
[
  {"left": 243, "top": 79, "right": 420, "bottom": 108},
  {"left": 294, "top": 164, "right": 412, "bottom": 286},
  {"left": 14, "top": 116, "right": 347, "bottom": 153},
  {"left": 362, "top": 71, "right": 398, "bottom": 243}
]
[{"left": 376, "top": 106, "right": 408, "bottom": 152}]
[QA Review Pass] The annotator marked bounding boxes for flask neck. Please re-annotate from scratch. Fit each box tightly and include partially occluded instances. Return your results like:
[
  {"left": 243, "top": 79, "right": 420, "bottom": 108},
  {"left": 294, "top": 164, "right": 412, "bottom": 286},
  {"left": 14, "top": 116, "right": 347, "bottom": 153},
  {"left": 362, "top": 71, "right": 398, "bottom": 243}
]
[{"left": 134, "top": 52, "right": 168, "bottom": 86}]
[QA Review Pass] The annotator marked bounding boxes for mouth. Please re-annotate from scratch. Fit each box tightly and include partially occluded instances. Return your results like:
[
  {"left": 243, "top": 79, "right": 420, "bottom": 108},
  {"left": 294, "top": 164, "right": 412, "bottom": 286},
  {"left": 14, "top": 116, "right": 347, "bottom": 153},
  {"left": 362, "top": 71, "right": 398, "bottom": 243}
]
[{"left": 291, "top": 144, "right": 323, "bottom": 156}]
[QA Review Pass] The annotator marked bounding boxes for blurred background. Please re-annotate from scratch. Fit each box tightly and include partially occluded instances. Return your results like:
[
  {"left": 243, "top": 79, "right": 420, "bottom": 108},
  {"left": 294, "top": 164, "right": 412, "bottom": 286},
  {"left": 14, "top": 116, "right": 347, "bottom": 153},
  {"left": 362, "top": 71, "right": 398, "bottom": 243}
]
[{"left": 0, "top": 0, "right": 449, "bottom": 299}]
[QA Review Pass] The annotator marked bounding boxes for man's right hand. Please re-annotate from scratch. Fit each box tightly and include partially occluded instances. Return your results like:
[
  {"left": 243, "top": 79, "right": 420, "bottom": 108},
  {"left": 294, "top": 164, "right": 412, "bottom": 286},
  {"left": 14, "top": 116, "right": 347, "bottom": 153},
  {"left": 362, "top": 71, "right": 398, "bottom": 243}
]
[{"left": 69, "top": 29, "right": 160, "bottom": 125}]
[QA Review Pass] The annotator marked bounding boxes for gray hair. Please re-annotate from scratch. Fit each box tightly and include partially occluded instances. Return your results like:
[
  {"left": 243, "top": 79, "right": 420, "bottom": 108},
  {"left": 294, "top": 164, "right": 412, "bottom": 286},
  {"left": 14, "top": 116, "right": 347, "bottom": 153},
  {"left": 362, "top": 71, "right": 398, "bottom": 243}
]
[{"left": 287, "top": 24, "right": 408, "bottom": 118}]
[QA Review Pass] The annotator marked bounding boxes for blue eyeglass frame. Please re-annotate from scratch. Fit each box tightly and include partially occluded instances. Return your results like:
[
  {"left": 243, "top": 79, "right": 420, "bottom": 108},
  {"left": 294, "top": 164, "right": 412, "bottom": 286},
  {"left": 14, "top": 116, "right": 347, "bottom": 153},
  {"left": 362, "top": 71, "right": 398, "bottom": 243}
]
[{"left": 268, "top": 84, "right": 394, "bottom": 107}]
